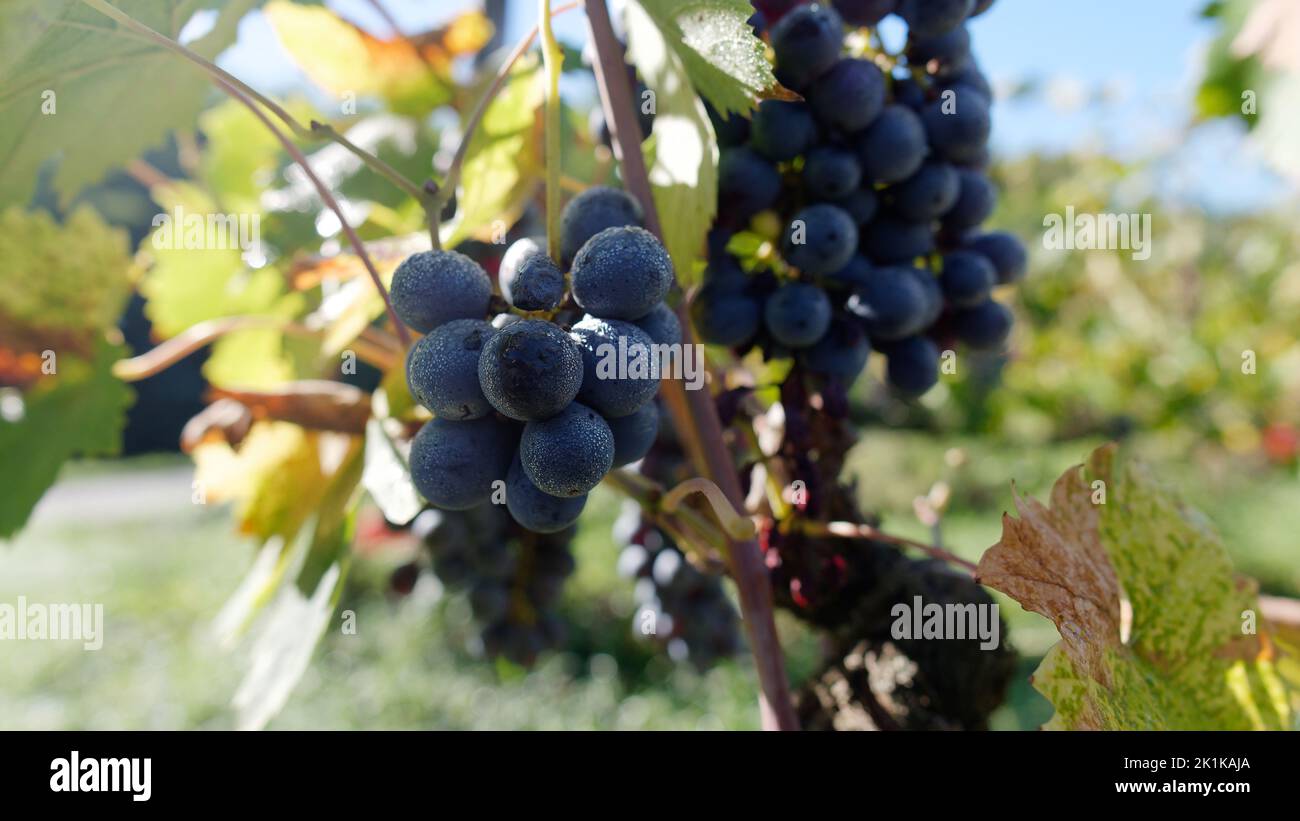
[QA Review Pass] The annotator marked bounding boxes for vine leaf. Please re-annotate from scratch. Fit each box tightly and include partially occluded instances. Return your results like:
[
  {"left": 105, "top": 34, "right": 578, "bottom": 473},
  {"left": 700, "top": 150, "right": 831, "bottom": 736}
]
[
  {"left": 627, "top": 0, "right": 778, "bottom": 117},
  {"left": 440, "top": 55, "right": 544, "bottom": 248},
  {"left": 0, "top": 338, "right": 134, "bottom": 539},
  {"left": 977, "top": 443, "right": 1294, "bottom": 730},
  {"left": 0, "top": 0, "right": 257, "bottom": 207},
  {"left": 624, "top": 1, "right": 718, "bottom": 289}
]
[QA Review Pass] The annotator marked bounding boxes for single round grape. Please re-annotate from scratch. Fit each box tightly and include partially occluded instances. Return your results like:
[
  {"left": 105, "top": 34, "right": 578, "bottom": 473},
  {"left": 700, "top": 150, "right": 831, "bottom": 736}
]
[
  {"left": 860, "top": 216, "right": 936, "bottom": 263},
  {"left": 964, "top": 231, "right": 1027, "bottom": 283},
  {"left": 608, "top": 401, "right": 660, "bottom": 467},
  {"left": 832, "top": 0, "right": 896, "bottom": 26},
  {"left": 953, "top": 299, "right": 1013, "bottom": 349},
  {"left": 906, "top": 25, "right": 971, "bottom": 74},
  {"left": 719, "top": 147, "right": 782, "bottom": 220},
  {"left": 769, "top": 3, "right": 845, "bottom": 91},
  {"left": 706, "top": 100, "right": 750, "bottom": 147},
  {"left": 941, "top": 62, "right": 993, "bottom": 104},
  {"left": 940, "top": 250, "right": 995, "bottom": 307},
  {"left": 782, "top": 203, "right": 858, "bottom": 276},
  {"left": 406, "top": 318, "right": 495, "bottom": 420},
  {"left": 765, "top": 283, "right": 833, "bottom": 348},
  {"left": 897, "top": 0, "right": 973, "bottom": 37},
  {"left": 505, "top": 456, "right": 587, "bottom": 533},
  {"left": 803, "top": 317, "right": 871, "bottom": 380},
  {"left": 886, "top": 162, "right": 960, "bottom": 222},
  {"left": 883, "top": 335, "right": 941, "bottom": 396},
  {"left": 559, "top": 186, "right": 644, "bottom": 266},
  {"left": 910, "top": 266, "right": 945, "bottom": 327},
  {"left": 478, "top": 319, "right": 583, "bottom": 421},
  {"left": 848, "top": 266, "right": 932, "bottom": 340},
  {"left": 570, "top": 315, "right": 660, "bottom": 418},
  {"left": 750, "top": 100, "right": 818, "bottom": 162},
  {"left": 803, "top": 146, "right": 863, "bottom": 200},
  {"left": 499, "top": 238, "right": 564, "bottom": 312},
  {"left": 520, "top": 402, "right": 615, "bottom": 497},
  {"left": 921, "top": 90, "right": 991, "bottom": 165},
  {"left": 942, "top": 168, "right": 996, "bottom": 231},
  {"left": 634, "top": 302, "right": 683, "bottom": 347},
  {"left": 893, "top": 76, "right": 929, "bottom": 110},
  {"left": 409, "top": 417, "right": 517, "bottom": 510},
  {"left": 808, "top": 58, "right": 886, "bottom": 133},
  {"left": 691, "top": 283, "right": 762, "bottom": 347},
  {"left": 570, "top": 226, "right": 674, "bottom": 320},
  {"left": 854, "top": 105, "right": 929, "bottom": 185},
  {"left": 390, "top": 250, "right": 492, "bottom": 334},
  {"left": 825, "top": 254, "right": 873, "bottom": 290}
]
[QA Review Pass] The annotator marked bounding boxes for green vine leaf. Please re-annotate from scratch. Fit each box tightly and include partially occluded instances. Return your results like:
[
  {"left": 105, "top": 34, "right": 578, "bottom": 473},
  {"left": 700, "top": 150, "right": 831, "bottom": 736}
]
[
  {"left": 0, "top": 337, "right": 135, "bottom": 539},
  {"left": 626, "top": 0, "right": 778, "bottom": 117},
  {"left": 624, "top": 2, "right": 718, "bottom": 290},
  {"left": 977, "top": 443, "right": 1294, "bottom": 730},
  {"left": 0, "top": 0, "right": 259, "bottom": 208}
]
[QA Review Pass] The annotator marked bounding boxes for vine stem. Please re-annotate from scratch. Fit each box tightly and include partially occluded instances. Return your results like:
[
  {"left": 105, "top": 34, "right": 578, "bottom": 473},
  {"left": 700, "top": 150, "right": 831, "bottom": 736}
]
[
  {"left": 538, "top": 0, "right": 564, "bottom": 262},
  {"left": 80, "top": 0, "right": 413, "bottom": 350},
  {"left": 584, "top": 0, "right": 799, "bottom": 731}
]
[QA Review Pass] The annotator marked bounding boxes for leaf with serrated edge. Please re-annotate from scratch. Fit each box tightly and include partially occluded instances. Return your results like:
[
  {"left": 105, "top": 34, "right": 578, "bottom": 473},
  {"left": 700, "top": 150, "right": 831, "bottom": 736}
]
[
  {"left": 977, "top": 443, "right": 1293, "bottom": 730},
  {"left": 628, "top": 0, "right": 777, "bottom": 116}
]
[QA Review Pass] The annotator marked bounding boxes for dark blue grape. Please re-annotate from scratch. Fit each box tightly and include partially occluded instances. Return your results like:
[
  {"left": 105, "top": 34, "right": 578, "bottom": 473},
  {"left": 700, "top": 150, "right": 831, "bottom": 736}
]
[
  {"left": 506, "top": 456, "right": 587, "bottom": 533},
  {"left": 634, "top": 302, "right": 683, "bottom": 347},
  {"left": 521, "top": 402, "right": 614, "bottom": 497},
  {"left": 560, "top": 186, "right": 644, "bottom": 266},
  {"left": 825, "top": 255, "right": 873, "bottom": 290},
  {"left": 854, "top": 105, "right": 928, "bottom": 184},
  {"left": 769, "top": 3, "right": 845, "bottom": 91},
  {"left": 953, "top": 299, "right": 1012, "bottom": 349},
  {"left": 478, "top": 319, "right": 583, "bottom": 421},
  {"left": 893, "top": 76, "right": 929, "bottom": 109},
  {"left": 848, "top": 266, "right": 932, "bottom": 340},
  {"left": 832, "top": 0, "right": 897, "bottom": 26},
  {"left": 808, "top": 58, "right": 886, "bottom": 133},
  {"left": 941, "top": 168, "right": 996, "bottom": 230},
  {"left": 940, "top": 250, "right": 995, "bottom": 307},
  {"left": 608, "top": 401, "right": 660, "bottom": 467},
  {"left": 570, "top": 315, "right": 660, "bottom": 418},
  {"left": 803, "top": 317, "right": 871, "bottom": 380},
  {"left": 897, "top": 0, "right": 974, "bottom": 37},
  {"left": 750, "top": 100, "right": 818, "bottom": 161},
  {"left": 970, "top": 0, "right": 995, "bottom": 17},
  {"left": 390, "top": 250, "right": 492, "bottom": 334},
  {"left": 499, "top": 238, "right": 565, "bottom": 312},
  {"left": 940, "top": 62, "right": 993, "bottom": 104},
  {"left": 782, "top": 203, "right": 858, "bottom": 275},
  {"left": 691, "top": 283, "right": 762, "bottom": 347},
  {"left": 703, "top": 255, "right": 751, "bottom": 290},
  {"left": 410, "top": 417, "right": 517, "bottom": 510},
  {"left": 921, "top": 89, "right": 991, "bottom": 165},
  {"left": 885, "top": 161, "right": 960, "bottom": 221},
  {"left": 882, "top": 335, "right": 940, "bottom": 396},
  {"left": 706, "top": 100, "right": 750, "bottom": 147},
  {"left": 765, "top": 283, "right": 833, "bottom": 348},
  {"left": 860, "top": 216, "right": 936, "bottom": 263},
  {"left": 407, "top": 318, "right": 494, "bottom": 420},
  {"left": 909, "top": 266, "right": 945, "bottom": 326},
  {"left": 719, "top": 147, "right": 782, "bottom": 220},
  {"left": 906, "top": 25, "right": 971, "bottom": 74},
  {"left": 803, "top": 146, "right": 863, "bottom": 199},
  {"left": 571, "top": 226, "right": 674, "bottom": 320},
  {"left": 964, "top": 231, "right": 1026, "bottom": 283},
  {"left": 827, "top": 187, "right": 878, "bottom": 225}
]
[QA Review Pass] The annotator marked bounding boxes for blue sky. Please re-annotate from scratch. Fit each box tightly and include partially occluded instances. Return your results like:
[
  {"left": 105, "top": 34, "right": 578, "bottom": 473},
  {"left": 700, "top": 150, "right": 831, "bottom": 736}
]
[{"left": 214, "top": 0, "right": 1291, "bottom": 210}]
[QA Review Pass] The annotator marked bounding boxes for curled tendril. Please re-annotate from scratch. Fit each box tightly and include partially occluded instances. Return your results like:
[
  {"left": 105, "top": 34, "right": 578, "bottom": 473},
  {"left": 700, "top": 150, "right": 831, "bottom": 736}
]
[{"left": 662, "top": 478, "right": 757, "bottom": 541}]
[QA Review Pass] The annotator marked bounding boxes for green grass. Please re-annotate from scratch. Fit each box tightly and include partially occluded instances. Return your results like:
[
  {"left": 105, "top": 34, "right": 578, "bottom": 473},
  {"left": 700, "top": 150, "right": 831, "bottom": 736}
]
[{"left": 2, "top": 433, "right": 1294, "bottom": 730}]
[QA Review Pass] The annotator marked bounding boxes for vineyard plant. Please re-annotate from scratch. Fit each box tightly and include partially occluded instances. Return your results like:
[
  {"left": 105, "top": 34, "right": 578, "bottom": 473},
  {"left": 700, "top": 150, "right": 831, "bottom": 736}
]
[{"left": 1, "top": 0, "right": 1299, "bottom": 738}]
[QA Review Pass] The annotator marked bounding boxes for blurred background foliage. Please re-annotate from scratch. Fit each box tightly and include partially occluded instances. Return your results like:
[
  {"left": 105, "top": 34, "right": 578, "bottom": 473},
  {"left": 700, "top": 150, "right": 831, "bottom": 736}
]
[{"left": 1, "top": 0, "right": 1298, "bottom": 729}]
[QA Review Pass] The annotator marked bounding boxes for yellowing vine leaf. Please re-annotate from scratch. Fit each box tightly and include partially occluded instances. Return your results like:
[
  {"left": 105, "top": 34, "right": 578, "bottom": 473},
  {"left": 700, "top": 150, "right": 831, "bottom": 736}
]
[
  {"left": 0, "top": 0, "right": 257, "bottom": 207},
  {"left": 977, "top": 444, "right": 1294, "bottom": 730}
]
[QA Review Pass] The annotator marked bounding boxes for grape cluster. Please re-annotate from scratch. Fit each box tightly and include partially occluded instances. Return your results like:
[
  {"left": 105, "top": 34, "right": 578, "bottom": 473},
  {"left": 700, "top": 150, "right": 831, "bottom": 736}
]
[
  {"left": 397, "top": 185, "right": 679, "bottom": 533},
  {"left": 414, "top": 505, "right": 575, "bottom": 666},
  {"left": 700, "top": 0, "right": 1025, "bottom": 397},
  {"left": 613, "top": 503, "right": 743, "bottom": 671}
]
